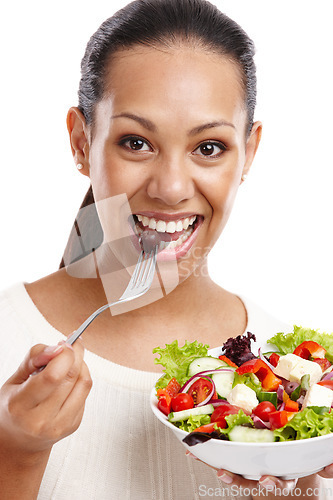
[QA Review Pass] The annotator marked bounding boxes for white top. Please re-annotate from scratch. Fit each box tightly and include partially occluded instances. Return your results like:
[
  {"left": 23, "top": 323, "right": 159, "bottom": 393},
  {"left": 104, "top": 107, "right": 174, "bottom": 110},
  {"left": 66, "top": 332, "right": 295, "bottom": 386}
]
[{"left": 0, "top": 282, "right": 324, "bottom": 500}]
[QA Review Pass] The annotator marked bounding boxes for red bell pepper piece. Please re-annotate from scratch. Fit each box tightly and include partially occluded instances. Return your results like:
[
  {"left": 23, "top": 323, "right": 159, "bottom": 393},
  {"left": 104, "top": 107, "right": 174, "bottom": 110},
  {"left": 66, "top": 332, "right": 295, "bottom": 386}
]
[
  {"left": 268, "top": 352, "right": 280, "bottom": 367},
  {"left": 193, "top": 420, "right": 227, "bottom": 433},
  {"left": 156, "top": 378, "right": 181, "bottom": 416},
  {"left": 293, "top": 341, "right": 326, "bottom": 360},
  {"left": 236, "top": 358, "right": 282, "bottom": 391},
  {"left": 219, "top": 355, "right": 238, "bottom": 368},
  {"left": 268, "top": 410, "right": 295, "bottom": 430},
  {"left": 157, "top": 394, "right": 171, "bottom": 415},
  {"left": 284, "top": 398, "right": 299, "bottom": 412}
]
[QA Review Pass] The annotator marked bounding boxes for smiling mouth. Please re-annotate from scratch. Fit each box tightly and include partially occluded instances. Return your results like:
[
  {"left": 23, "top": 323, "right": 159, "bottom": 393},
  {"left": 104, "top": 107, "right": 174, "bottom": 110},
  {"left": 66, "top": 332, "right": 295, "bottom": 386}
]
[{"left": 130, "top": 213, "right": 202, "bottom": 250}]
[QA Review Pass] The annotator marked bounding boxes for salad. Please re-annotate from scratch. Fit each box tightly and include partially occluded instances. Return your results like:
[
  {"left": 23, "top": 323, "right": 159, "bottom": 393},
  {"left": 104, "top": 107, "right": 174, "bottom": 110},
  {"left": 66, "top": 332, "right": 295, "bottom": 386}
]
[{"left": 153, "top": 326, "right": 333, "bottom": 445}]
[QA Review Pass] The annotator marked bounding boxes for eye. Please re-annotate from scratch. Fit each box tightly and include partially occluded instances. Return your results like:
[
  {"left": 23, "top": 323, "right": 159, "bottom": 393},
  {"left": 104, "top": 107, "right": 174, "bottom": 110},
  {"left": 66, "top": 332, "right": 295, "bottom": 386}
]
[
  {"left": 119, "top": 136, "right": 152, "bottom": 152},
  {"left": 193, "top": 141, "right": 226, "bottom": 158}
]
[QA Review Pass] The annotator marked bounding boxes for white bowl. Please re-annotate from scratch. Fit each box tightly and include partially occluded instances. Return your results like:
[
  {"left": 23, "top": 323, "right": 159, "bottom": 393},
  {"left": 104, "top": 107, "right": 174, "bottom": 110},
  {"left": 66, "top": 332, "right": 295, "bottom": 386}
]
[{"left": 151, "top": 390, "right": 333, "bottom": 480}]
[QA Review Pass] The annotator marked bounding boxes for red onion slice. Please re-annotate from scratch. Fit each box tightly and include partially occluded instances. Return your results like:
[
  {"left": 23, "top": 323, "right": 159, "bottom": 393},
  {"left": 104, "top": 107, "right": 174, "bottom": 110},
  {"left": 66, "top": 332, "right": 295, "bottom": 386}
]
[
  {"left": 297, "top": 395, "right": 305, "bottom": 406},
  {"left": 277, "top": 384, "right": 284, "bottom": 401},
  {"left": 180, "top": 368, "right": 235, "bottom": 393},
  {"left": 321, "top": 370, "right": 333, "bottom": 381},
  {"left": 258, "top": 348, "right": 276, "bottom": 371},
  {"left": 252, "top": 415, "right": 271, "bottom": 429},
  {"left": 210, "top": 399, "right": 230, "bottom": 408}
]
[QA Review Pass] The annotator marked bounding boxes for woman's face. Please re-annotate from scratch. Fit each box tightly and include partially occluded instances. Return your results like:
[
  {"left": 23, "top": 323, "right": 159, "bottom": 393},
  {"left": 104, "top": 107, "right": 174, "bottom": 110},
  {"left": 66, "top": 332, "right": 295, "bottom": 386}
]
[{"left": 75, "top": 44, "right": 261, "bottom": 281}]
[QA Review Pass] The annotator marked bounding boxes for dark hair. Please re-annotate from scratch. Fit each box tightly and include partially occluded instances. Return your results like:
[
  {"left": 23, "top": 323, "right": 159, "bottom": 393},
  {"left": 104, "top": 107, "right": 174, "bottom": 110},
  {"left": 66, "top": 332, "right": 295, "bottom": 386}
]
[{"left": 60, "top": 0, "right": 257, "bottom": 268}]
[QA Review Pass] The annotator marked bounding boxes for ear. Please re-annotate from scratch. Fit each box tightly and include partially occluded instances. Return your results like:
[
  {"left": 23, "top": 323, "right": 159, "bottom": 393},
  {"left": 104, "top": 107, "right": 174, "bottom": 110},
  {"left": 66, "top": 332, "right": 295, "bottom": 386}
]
[
  {"left": 241, "top": 121, "right": 262, "bottom": 183},
  {"left": 67, "top": 107, "right": 91, "bottom": 177}
]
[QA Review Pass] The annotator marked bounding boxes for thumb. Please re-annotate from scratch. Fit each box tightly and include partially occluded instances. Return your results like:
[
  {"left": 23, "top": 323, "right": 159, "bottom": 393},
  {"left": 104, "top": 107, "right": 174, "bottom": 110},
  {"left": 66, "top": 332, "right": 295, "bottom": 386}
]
[{"left": 8, "top": 343, "right": 65, "bottom": 384}]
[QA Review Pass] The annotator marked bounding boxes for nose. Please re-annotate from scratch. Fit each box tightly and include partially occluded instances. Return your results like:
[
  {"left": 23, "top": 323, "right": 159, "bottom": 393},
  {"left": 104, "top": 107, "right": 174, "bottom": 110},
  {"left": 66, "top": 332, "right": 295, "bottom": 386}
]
[{"left": 146, "top": 154, "right": 195, "bottom": 206}]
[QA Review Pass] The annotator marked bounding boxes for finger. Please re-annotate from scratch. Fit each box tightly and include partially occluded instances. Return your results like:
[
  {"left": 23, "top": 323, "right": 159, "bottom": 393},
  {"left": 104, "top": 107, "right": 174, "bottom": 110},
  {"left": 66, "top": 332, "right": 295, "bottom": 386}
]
[
  {"left": 6, "top": 343, "right": 64, "bottom": 385},
  {"left": 217, "top": 469, "right": 256, "bottom": 489},
  {"left": 318, "top": 464, "right": 333, "bottom": 479},
  {"left": 258, "top": 475, "right": 298, "bottom": 494},
  {"left": 41, "top": 356, "right": 92, "bottom": 420},
  {"left": 18, "top": 342, "right": 83, "bottom": 408},
  {"left": 35, "top": 361, "right": 93, "bottom": 441}
]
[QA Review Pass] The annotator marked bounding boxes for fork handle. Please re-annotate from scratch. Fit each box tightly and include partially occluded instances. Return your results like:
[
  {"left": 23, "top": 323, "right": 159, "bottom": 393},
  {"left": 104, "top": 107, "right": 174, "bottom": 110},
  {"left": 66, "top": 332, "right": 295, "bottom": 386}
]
[{"left": 66, "top": 303, "right": 115, "bottom": 345}]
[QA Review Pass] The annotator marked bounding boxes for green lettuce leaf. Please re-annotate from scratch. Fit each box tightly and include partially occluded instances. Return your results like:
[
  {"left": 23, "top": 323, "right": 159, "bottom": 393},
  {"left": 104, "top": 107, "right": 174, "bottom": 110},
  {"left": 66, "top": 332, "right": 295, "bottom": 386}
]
[
  {"left": 232, "top": 372, "right": 262, "bottom": 394},
  {"left": 153, "top": 340, "right": 209, "bottom": 389},
  {"left": 175, "top": 414, "right": 211, "bottom": 432},
  {"left": 267, "top": 326, "right": 333, "bottom": 362},
  {"left": 220, "top": 410, "right": 254, "bottom": 437},
  {"left": 274, "top": 408, "right": 333, "bottom": 441}
]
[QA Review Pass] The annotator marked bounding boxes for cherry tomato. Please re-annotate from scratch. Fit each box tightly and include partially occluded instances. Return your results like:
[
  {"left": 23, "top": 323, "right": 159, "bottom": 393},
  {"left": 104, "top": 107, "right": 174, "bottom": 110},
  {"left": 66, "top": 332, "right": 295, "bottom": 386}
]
[
  {"left": 210, "top": 402, "right": 243, "bottom": 422},
  {"left": 188, "top": 378, "right": 213, "bottom": 405},
  {"left": 252, "top": 401, "right": 276, "bottom": 422},
  {"left": 171, "top": 393, "right": 194, "bottom": 412}
]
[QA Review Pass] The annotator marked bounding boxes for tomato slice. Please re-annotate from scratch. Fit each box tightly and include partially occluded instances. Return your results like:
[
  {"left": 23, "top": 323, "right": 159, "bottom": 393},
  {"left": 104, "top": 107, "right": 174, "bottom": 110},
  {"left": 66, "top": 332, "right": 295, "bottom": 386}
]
[
  {"left": 171, "top": 393, "right": 194, "bottom": 412},
  {"left": 313, "top": 358, "right": 332, "bottom": 372},
  {"left": 252, "top": 401, "right": 276, "bottom": 422},
  {"left": 318, "top": 380, "right": 333, "bottom": 390},
  {"left": 188, "top": 378, "right": 213, "bottom": 405}
]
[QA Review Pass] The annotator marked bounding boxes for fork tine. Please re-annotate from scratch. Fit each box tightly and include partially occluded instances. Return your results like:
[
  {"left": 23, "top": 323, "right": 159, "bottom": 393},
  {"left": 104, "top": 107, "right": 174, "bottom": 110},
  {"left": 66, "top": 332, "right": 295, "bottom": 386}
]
[
  {"left": 134, "top": 252, "right": 149, "bottom": 285},
  {"left": 142, "top": 249, "right": 156, "bottom": 284},
  {"left": 130, "top": 250, "right": 144, "bottom": 284}
]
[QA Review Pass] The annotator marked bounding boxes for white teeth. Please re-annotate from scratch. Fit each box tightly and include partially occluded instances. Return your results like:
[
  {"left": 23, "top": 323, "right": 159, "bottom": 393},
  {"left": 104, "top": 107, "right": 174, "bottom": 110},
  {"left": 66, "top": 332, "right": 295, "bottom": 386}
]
[
  {"left": 142, "top": 216, "right": 149, "bottom": 227},
  {"left": 167, "top": 240, "right": 177, "bottom": 249},
  {"left": 135, "top": 214, "right": 197, "bottom": 234},
  {"left": 156, "top": 220, "right": 166, "bottom": 232},
  {"left": 176, "top": 220, "right": 183, "bottom": 232},
  {"left": 165, "top": 221, "right": 176, "bottom": 233},
  {"left": 148, "top": 218, "right": 157, "bottom": 230},
  {"left": 183, "top": 217, "right": 190, "bottom": 230}
]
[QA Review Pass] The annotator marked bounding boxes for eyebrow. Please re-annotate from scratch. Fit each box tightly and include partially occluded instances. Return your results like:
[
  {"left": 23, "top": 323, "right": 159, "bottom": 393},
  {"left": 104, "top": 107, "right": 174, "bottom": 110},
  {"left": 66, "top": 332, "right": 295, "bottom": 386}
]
[
  {"left": 111, "top": 113, "right": 157, "bottom": 132},
  {"left": 111, "top": 113, "right": 235, "bottom": 135}
]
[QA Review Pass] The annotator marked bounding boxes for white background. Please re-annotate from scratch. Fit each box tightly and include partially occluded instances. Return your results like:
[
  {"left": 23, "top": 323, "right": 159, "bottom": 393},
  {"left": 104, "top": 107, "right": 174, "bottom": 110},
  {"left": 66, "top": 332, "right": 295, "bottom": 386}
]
[{"left": 0, "top": 1, "right": 332, "bottom": 330}]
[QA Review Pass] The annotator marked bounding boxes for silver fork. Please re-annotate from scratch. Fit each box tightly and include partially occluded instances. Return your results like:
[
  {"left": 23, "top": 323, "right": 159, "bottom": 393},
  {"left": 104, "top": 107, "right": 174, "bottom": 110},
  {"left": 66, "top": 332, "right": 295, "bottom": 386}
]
[{"left": 65, "top": 245, "right": 158, "bottom": 345}]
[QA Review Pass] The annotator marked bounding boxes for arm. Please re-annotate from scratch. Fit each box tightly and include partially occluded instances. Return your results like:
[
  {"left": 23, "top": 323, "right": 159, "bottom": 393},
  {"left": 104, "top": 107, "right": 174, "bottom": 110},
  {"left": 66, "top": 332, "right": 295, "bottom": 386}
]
[{"left": 0, "top": 340, "right": 92, "bottom": 499}]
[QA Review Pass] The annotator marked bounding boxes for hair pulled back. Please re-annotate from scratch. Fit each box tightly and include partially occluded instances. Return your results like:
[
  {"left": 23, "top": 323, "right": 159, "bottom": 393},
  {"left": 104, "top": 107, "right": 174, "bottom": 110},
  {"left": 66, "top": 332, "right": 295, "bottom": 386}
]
[
  {"left": 79, "top": 0, "right": 256, "bottom": 129},
  {"left": 60, "top": 0, "right": 257, "bottom": 268}
]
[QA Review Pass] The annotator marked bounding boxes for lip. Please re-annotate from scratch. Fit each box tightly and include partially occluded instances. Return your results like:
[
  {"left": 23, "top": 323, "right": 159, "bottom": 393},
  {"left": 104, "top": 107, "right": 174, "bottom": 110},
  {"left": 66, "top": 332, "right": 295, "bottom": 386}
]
[{"left": 127, "top": 214, "right": 204, "bottom": 261}]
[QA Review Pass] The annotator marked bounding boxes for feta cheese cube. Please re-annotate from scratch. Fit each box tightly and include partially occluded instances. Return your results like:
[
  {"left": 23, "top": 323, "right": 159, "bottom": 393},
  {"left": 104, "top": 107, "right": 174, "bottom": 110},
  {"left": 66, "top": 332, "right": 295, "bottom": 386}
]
[
  {"left": 227, "top": 384, "right": 258, "bottom": 413},
  {"left": 289, "top": 358, "right": 322, "bottom": 385},
  {"left": 302, "top": 383, "right": 333, "bottom": 409},
  {"left": 273, "top": 353, "right": 302, "bottom": 380}
]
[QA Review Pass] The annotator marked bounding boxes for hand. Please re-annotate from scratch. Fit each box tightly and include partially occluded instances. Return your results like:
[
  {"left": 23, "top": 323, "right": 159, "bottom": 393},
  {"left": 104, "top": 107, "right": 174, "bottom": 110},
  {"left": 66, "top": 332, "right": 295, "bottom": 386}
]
[
  {"left": 318, "top": 464, "right": 333, "bottom": 479},
  {"left": 0, "top": 340, "right": 92, "bottom": 459},
  {"left": 216, "top": 468, "right": 297, "bottom": 497},
  {"left": 186, "top": 451, "right": 297, "bottom": 496}
]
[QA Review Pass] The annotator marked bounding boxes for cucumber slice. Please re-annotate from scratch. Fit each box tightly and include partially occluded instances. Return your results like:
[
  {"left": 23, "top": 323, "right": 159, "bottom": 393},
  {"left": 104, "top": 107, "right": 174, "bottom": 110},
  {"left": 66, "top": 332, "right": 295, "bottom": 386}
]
[
  {"left": 168, "top": 404, "right": 214, "bottom": 422},
  {"left": 187, "top": 356, "right": 225, "bottom": 377},
  {"left": 228, "top": 425, "right": 275, "bottom": 443},
  {"left": 212, "top": 371, "right": 235, "bottom": 398}
]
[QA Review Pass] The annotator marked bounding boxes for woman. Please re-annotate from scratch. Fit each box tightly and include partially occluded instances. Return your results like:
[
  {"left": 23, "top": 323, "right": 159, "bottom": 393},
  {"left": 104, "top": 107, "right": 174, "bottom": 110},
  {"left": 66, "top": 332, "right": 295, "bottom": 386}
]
[{"left": 0, "top": 0, "right": 332, "bottom": 498}]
